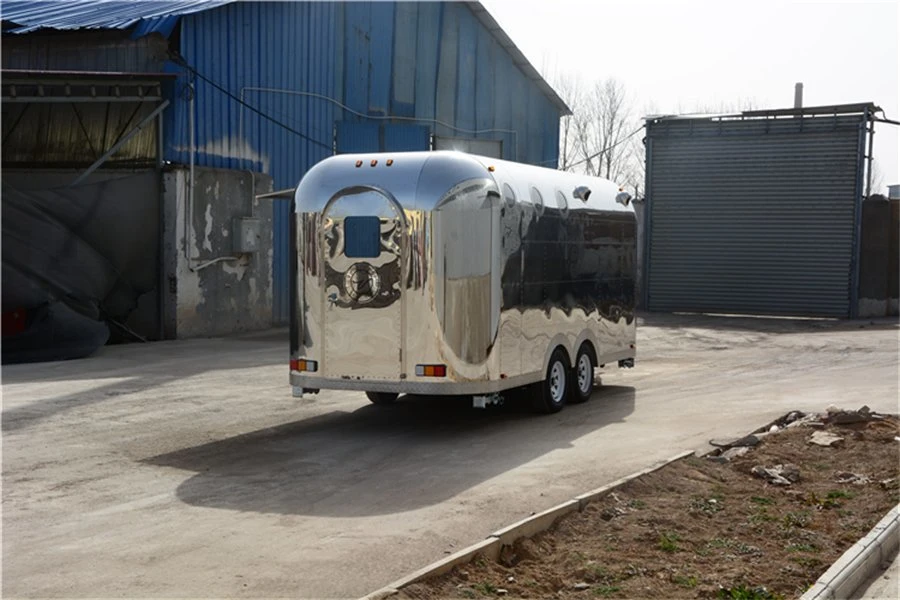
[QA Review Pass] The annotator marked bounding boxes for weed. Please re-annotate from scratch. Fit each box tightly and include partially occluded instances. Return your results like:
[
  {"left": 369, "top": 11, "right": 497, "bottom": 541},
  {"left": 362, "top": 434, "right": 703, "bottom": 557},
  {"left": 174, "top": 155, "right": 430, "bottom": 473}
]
[
  {"left": 705, "top": 538, "right": 761, "bottom": 555},
  {"left": 716, "top": 584, "right": 784, "bottom": 599},
  {"left": 750, "top": 496, "right": 774, "bottom": 505},
  {"left": 460, "top": 590, "right": 476, "bottom": 599},
  {"left": 674, "top": 574, "right": 699, "bottom": 588},
  {"left": 827, "top": 490, "right": 854, "bottom": 500},
  {"left": 628, "top": 499, "right": 646, "bottom": 509},
  {"left": 622, "top": 564, "right": 647, "bottom": 579},
  {"left": 784, "top": 511, "right": 811, "bottom": 528},
  {"left": 792, "top": 556, "right": 823, "bottom": 568},
  {"left": 589, "top": 564, "right": 614, "bottom": 583},
  {"left": 658, "top": 532, "right": 681, "bottom": 553},
  {"left": 691, "top": 496, "right": 724, "bottom": 515},
  {"left": 593, "top": 585, "right": 621, "bottom": 597},
  {"left": 473, "top": 581, "right": 497, "bottom": 595},
  {"left": 748, "top": 508, "right": 777, "bottom": 525},
  {"left": 786, "top": 543, "right": 818, "bottom": 553}
]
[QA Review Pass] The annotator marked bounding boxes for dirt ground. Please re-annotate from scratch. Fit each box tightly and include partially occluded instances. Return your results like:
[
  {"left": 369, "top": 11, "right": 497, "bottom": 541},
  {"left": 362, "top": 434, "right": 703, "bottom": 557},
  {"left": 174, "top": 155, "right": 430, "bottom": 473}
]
[{"left": 399, "top": 409, "right": 900, "bottom": 600}]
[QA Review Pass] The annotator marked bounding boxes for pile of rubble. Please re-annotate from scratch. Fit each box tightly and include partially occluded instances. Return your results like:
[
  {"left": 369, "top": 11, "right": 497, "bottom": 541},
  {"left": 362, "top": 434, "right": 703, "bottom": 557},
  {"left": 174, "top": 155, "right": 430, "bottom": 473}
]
[{"left": 706, "top": 405, "right": 897, "bottom": 488}]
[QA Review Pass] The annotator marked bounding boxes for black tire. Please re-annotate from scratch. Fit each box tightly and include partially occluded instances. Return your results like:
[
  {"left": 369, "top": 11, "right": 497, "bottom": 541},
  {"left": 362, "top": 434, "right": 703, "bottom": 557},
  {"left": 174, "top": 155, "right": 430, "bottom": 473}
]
[
  {"left": 569, "top": 344, "right": 595, "bottom": 404},
  {"left": 531, "top": 348, "right": 569, "bottom": 414},
  {"left": 366, "top": 392, "right": 398, "bottom": 405}
]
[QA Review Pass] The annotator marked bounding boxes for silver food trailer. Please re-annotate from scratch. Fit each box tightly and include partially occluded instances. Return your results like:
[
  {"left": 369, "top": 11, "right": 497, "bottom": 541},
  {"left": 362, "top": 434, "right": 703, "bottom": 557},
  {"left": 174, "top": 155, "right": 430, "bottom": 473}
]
[{"left": 290, "top": 151, "right": 636, "bottom": 413}]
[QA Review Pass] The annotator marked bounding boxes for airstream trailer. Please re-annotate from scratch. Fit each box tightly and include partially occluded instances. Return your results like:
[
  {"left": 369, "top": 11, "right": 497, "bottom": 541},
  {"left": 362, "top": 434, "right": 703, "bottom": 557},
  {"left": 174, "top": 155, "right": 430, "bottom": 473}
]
[{"left": 290, "top": 151, "right": 636, "bottom": 413}]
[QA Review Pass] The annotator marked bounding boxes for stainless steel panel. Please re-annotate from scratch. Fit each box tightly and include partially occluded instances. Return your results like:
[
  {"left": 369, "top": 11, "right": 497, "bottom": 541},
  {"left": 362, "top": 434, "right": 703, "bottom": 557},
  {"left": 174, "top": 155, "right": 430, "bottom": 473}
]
[{"left": 320, "top": 187, "right": 405, "bottom": 380}]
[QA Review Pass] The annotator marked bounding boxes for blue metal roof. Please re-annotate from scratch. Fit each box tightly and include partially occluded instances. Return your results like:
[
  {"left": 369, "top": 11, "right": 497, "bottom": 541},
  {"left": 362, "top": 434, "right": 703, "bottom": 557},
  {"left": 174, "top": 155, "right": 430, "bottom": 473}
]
[{"left": 0, "top": 0, "right": 234, "bottom": 35}]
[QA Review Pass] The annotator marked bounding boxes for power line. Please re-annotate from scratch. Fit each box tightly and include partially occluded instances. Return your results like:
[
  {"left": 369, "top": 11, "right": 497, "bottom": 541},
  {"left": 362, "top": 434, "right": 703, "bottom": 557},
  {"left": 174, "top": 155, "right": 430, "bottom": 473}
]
[
  {"left": 170, "top": 54, "right": 333, "bottom": 152},
  {"left": 567, "top": 125, "right": 644, "bottom": 171}
]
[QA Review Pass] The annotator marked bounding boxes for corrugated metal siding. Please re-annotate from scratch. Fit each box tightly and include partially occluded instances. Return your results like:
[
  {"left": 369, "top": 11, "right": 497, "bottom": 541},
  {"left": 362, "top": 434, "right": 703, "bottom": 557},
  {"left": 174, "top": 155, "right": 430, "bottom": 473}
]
[
  {"left": 339, "top": 2, "right": 560, "bottom": 164},
  {"left": 163, "top": 1, "right": 560, "bottom": 324},
  {"left": 1, "top": 29, "right": 169, "bottom": 71},
  {"left": 336, "top": 122, "right": 430, "bottom": 153},
  {"left": 645, "top": 115, "right": 864, "bottom": 317},
  {"left": 168, "top": 1, "right": 336, "bottom": 324}
]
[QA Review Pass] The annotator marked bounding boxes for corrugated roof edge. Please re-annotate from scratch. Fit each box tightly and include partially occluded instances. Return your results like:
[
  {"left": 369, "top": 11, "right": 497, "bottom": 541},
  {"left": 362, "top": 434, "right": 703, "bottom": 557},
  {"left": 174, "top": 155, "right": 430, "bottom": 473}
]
[
  {"left": 1, "top": 0, "right": 571, "bottom": 117},
  {"left": 645, "top": 102, "right": 882, "bottom": 123},
  {"left": 466, "top": 1, "right": 572, "bottom": 116},
  {"left": 0, "top": 0, "right": 235, "bottom": 35}
]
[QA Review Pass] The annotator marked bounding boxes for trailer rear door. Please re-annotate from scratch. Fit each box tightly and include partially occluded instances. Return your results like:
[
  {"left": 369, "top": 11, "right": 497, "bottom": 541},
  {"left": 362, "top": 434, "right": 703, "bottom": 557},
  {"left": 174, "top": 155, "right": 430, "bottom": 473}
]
[{"left": 320, "top": 188, "right": 405, "bottom": 380}]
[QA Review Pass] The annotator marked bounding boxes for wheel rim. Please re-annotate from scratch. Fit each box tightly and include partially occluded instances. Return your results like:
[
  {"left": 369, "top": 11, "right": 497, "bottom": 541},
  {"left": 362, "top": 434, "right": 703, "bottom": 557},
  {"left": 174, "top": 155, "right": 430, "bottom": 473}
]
[
  {"left": 549, "top": 360, "right": 566, "bottom": 404},
  {"left": 577, "top": 354, "right": 592, "bottom": 394}
]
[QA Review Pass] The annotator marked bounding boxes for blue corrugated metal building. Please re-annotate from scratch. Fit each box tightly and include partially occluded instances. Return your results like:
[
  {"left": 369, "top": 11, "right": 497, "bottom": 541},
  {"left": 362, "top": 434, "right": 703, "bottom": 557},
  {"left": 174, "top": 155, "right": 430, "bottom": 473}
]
[{"left": 2, "top": 0, "right": 569, "bottom": 325}]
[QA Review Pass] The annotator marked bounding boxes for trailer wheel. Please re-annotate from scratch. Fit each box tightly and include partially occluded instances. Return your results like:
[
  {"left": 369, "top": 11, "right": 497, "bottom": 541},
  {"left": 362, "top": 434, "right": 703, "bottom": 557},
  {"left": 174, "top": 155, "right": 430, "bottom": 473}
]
[
  {"left": 569, "top": 344, "right": 595, "bottom": 404},
  {"left": 366, "top": 392, "right": 398, "bottom": 405},
  {"left": 531, "top": 348, "right": 568, "bottom": 414}
]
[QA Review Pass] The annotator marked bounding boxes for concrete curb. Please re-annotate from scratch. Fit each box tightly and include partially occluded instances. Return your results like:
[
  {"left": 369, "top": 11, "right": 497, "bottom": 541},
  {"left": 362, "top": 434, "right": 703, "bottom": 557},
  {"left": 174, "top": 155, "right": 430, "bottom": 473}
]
[
  {"left": 360, "top": 450, "right": 695, "bottom": 600},
  {"left": 801, "top": 504, "right": 900, "bottom": 600}
]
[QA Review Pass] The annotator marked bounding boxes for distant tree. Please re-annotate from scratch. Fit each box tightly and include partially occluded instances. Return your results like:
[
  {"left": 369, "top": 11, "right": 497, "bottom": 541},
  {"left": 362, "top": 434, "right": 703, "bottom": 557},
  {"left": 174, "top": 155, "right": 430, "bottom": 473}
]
[
  {"left": 552, "top": 72, "right": 587, "bottom": 172},
  {"left": 583, "top": 78, "right": 633, "bottom": 182},
  {"left": 551, "top": 71, "right": 640, "bottom": 189}
]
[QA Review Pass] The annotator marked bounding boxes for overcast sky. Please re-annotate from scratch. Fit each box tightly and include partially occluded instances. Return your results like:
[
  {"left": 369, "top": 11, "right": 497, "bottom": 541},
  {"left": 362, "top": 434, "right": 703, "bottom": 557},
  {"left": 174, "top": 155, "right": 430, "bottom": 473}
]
[{"left": 481, "top": 0, "right": 899, "bottom": 191}]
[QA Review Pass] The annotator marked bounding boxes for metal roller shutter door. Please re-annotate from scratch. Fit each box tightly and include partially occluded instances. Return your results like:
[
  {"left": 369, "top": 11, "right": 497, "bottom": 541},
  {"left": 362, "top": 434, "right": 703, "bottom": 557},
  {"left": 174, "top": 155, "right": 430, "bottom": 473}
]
[{"left": 645, "top": 115, "right": 863, "bottom": 317}]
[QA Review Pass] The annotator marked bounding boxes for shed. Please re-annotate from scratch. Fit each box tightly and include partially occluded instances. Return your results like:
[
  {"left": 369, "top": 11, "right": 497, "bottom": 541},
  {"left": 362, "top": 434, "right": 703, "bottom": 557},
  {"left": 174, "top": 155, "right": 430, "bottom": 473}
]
[
  {"left": 642, "top": 103, "right": 879, "bottom": 318},
  {"left": 1, "top": 1, "right": 569, "bottom": 359}
]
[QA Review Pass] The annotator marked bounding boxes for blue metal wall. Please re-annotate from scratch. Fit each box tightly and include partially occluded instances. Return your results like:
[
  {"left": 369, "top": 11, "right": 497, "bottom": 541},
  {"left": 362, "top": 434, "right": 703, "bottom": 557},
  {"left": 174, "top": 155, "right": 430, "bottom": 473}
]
[
  {"left": 336, "top": 2, "right": 561, "bottom": 164},
  {"left": 165, "top": 1, "right": 337, "bottom": 325},
  {"left": 164, "top": 1, "right": 561, "bottom": 323}
]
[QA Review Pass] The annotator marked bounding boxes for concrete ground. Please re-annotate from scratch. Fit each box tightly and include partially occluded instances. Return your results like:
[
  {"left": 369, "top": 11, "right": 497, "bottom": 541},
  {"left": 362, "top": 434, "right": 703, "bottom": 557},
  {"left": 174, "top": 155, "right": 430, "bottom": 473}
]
[
  {"left": 2, "top": 313, "right": 898, "bottom": 598},
  {"left": 855, "top": 550, "right": 899, "bottom": 600}
]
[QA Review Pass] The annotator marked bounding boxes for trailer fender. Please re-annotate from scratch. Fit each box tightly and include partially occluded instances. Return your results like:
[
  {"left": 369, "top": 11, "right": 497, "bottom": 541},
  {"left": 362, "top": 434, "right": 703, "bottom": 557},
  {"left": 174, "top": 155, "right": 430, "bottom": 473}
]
[{"left": 541, "top": 333, "right": 574, "bottom": 371}]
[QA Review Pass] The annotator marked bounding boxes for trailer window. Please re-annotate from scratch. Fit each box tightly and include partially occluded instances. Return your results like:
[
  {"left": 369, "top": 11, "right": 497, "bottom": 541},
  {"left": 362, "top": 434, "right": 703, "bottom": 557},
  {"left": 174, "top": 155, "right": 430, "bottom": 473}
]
[
  {"left": 555, "top": 190, "right": 569, "bottom": 216},
  {"left": 503, "top": 183, "right": 516, "bottom": 208},
  {"left": 530, "top": 186, "right": 545, "bottom": 215},
  {"left": 343, "top": 216, "right": 381, "bottom": 258}
]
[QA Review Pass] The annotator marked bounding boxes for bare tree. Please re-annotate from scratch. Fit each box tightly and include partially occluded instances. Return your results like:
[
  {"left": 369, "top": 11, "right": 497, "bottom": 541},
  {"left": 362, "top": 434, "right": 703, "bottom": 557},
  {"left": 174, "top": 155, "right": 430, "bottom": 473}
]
[
  {"left": 583, "top": 78, "right": 633, "bottom": 182},
  {"left": 552, "top": 71, "right": 587, "bottom": 172},
  {"left": 868, "top": 158, "right": 886, "bottom": 197}
]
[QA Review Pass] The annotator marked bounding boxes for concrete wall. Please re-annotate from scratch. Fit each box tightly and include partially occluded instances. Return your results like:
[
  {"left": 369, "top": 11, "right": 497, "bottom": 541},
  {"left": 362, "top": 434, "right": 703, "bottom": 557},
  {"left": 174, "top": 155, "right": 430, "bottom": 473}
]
[
  {"left": 163, "top": 167, "right": 274, "bottom": 338},
  {"left": 858, "top": 195, "right": 899, "bottom": 318}
]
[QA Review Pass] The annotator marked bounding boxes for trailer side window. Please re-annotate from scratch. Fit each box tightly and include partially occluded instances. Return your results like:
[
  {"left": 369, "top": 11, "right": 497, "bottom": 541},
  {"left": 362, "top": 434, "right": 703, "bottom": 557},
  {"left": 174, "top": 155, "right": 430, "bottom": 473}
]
[
  {"left": 555, "top": 190, "right": 569, "bottom": 216},
  {"left": 503, "top": 183, "right": 516, "bottom": 208},
  {"left": 343, "top": 216, "right": 381, "bottom": 258},
  {"left": 530, "top": 186, "right": 544, "bottom": 215}
]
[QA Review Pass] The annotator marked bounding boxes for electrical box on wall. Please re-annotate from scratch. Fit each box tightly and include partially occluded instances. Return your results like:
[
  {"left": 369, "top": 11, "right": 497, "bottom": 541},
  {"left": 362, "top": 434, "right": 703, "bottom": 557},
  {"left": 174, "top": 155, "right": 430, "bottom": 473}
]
[{"left": 232, "top": 217, "right": 261, "bottom": 253}]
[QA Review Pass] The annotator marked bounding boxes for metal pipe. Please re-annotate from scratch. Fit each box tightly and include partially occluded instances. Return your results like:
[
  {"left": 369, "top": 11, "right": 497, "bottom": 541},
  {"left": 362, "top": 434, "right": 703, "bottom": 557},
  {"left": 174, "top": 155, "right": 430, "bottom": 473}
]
[
  {"left": 865, "top": 117, "right": 875, "bottom": 199},
  {"left": 71, "top": 99, "right": 169, "bottom": 186},
  {"left": 794, "top": 83, "right": 803, "bottom": 109},
  {"left": 238, "top": 86, "right": 519, "bottom": 159},
  {"left": 182, "top": 81, "right": 237, "bottom": 272},
  {"left": 192, "top": 256, "right": 238, "bottom": 271},
  {"left": 157, "top": 104, "right": 166, "bottom": 341},
  {"left": 849, "top": 107, "right": 869, "bottom": 319},
  {"left": 184, "top": 82, "right": 195, "bottom": 268},
  {"left": 255, "top": 188, "right": 295, "bottom": 200}
]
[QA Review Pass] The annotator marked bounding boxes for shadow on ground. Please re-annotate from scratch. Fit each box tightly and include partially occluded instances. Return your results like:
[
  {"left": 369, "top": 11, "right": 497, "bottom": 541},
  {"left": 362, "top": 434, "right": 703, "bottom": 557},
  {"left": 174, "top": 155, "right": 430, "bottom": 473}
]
[{"left": 144, "top": 386, "right": 636, "bottom": 517}]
